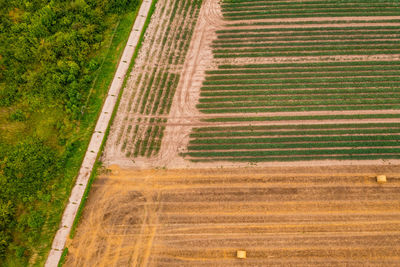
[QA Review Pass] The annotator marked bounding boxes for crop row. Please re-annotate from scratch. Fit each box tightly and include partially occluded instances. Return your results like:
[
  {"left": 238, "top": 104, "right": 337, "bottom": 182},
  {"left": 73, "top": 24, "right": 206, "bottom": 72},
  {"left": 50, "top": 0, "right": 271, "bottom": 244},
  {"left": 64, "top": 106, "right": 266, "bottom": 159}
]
[
  {"left": 203, "top": 113, "right": 400, "bottom": 122},
  {"left": 191, "top": 129, "right": 400, "bottom": 139},
  {"left": 227, "top": 19, "right": 400, "bottom": 27},
  {"left": 191, "top": 122, "right": 400, "bottom": 133},
  {"left": 203, "top": 76, "right": 400, "bottom": 85},
  {"left": 200, "top": 105, "right": 400, "bottom": 114},
  {"left": 185, "top": 148, "right": 400, "bottom": 158},
  {"left": 189, "top": 134, "right": 400, "bottom": 144},
  {"left": 198, "top": 98, "right": 400, "bottom": 108},
  {"left": 199, "top": 94, "right": 399, "bottom": 103},
  {"left": 214, "top": 45, "right": 400, "bottom": 54},
  {"left": 217, "top": 61, "right": 400, "bottom": 69},
  {"left": 213, "top": 40, "right": 400, "bottom": 49},
  {"left": 188, "top": 154, "right": 400, "bottom": 162},
  {"left": 217, "top": 25, "right": 400, "bottom": 34},
  {"left": 206, "top": 65, "right": 400, "bottom": 75},
  {"left": 214, "top": 50, "right": 400, "bottom": 58},
  {"left": 214, "top": 36, "right": 400, "bottom": 44},
  {"left": 222, "top": 0, "right": 400, "bottom": 9},
  {"left": 119, "top": 0, "right": 202, "bottom": 158},
  {"left": 217, "top": 30, "right": 400, "bottom": 39},
  {"left": 222, "top": 10, "right": 400, "bottom": 20},
  {"left": 205, "top": 71, "right": 400, "bottom": 81},
  {"left": 188, "top": 141, "right": 400, "bottom": 151}
]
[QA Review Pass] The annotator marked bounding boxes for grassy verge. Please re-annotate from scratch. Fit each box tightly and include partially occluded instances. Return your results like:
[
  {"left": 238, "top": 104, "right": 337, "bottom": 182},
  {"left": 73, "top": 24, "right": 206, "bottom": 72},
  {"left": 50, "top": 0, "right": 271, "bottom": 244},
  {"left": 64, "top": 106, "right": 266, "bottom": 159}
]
[{"left": 57, "top": 247, "right": 68, "bottom": 267}]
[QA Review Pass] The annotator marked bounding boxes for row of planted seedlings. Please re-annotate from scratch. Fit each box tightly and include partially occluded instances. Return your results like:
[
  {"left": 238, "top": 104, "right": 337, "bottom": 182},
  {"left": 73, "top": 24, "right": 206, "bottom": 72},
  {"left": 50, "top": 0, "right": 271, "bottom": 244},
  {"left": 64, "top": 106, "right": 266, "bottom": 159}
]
[
  {"left": 184, "top": 122, "right": 400, "bottom": 162},
  {"left": 196, "top": 61, "right": 400, "bottom": 114},
  {"left": 130, "top": 0, "right": 189, "bottom": 157},
  {"left": 221, "top": 0, "right": 400, "bottom": 20},
  {"left": 125, "top": 0, "right": 202, "bottom": 158}
]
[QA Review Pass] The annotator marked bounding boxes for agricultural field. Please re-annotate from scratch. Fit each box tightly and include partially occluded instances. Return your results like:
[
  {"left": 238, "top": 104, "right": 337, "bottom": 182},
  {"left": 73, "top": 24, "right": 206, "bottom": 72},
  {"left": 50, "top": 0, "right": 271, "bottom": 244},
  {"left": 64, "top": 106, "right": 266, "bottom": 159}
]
[
  {"left": 65, "top": 167, "right": 400, "bottom": 266},
  {"left": 181, "top": 0, "right": 400, "bottom": 164},
  {"left": 102, "top": 0, "right": 400, "bottom": 167},
  {"left": 104, "top": 0, "right": 202, "bottom": 163},
  {"left": 64, "top": 0, "right": 400, "bottom": 266}
]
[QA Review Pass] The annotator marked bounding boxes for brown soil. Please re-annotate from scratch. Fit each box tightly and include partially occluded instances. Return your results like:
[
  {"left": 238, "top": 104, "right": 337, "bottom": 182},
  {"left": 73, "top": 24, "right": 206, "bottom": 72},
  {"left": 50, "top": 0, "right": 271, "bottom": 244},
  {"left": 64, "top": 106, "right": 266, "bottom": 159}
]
[{"left": 65, "top": 166, "right": 400, "bottom": 266}]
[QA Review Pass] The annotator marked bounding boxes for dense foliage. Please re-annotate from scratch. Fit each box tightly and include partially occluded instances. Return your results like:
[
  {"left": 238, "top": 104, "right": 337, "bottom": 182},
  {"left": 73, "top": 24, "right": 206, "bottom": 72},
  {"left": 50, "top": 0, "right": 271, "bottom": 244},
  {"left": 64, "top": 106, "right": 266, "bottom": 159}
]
[{"left": 0, "top": 0, "right": 138, "bottom": 263}]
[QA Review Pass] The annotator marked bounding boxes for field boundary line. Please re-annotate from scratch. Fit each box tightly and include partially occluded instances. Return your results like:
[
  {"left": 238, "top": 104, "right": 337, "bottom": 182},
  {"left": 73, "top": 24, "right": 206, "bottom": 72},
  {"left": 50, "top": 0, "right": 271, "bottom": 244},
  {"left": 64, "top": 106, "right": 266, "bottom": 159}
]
[{"left": 44, "top": 0, "right": 154, "bottom": 266}]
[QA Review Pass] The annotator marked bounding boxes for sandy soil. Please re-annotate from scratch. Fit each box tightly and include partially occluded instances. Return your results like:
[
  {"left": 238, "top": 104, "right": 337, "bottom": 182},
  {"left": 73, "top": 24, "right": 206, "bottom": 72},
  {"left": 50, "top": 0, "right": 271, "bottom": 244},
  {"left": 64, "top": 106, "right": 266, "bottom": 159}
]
[{"left": 65, "top": 166, "right": 400, "bottom": 266}]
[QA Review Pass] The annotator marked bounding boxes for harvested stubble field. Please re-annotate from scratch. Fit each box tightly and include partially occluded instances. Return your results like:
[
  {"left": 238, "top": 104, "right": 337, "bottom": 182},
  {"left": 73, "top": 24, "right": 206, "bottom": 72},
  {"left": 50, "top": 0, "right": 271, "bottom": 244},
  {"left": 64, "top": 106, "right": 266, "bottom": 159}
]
[
  {"left": 66, "top": 0, "right": 400, "bottom": 266},
  {"left": 65, "top": 166, "right": 400, "bottom": 266}
]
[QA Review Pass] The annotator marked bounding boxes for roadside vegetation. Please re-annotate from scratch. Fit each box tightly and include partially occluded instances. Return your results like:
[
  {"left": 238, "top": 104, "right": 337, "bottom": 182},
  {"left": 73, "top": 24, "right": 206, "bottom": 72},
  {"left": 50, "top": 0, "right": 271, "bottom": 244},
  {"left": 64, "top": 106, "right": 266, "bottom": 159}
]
[{"left": 0, "top": 0, "right": 140, "bottom": 265}]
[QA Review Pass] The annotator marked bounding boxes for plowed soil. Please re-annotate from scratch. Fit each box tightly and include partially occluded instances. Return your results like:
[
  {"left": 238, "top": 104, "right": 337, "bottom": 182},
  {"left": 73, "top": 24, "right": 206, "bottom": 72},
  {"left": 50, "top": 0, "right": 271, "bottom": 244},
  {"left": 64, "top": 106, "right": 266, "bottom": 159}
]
[{"left": 65, "top": 165, "right": 400, "bottom": 266}]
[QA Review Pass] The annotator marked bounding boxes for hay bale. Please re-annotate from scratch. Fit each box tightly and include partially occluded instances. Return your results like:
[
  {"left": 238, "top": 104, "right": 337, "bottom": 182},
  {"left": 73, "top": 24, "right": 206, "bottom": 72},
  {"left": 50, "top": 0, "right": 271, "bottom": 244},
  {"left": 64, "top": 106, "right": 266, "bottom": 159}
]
[
  {"left": 377, "top": 175, "right": 387, "bottom": 184},
  {"left": 237, "top": 250, "right": 246, "bottom": 259}
]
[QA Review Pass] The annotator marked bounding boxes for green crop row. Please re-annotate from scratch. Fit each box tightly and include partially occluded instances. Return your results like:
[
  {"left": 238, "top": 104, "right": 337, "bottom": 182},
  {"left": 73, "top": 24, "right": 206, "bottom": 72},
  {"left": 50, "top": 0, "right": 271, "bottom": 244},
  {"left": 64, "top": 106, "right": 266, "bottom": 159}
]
[
  {"left": 227, "top": 19, "right": 400, "bottom": 27},
  {"left": 214, "top": 45, "right": 400, "bottom": 54},
  {"left": 199, "top": 105, "right": 400, "bottom": 114},
  {"left": 224, "top": 7, "right": 399, "bottom": 16},
  {"left": 199, "top": 93, "right": 399, "bottom": 103},
  {"left": 213, "top": 40, "right": 400, "bottom": 49},
  {"left": 188, "top": 154, "right": 400, "bottom": 162},
  {"left": 202, "top": 83, "right": 400, "bottom": 91},
  {"left": 190, "top": 133, "right": 400, "bottom": 145},
  {"left": 203, "top": 113, "right": 400, "bottom": 122},
  {"left": 203, "top": 76, "right": 400, "bottom": 86},
  {"left": 222, "top": 0, "right": 399, "bottom": 9},
  {"left": 224, "top": 11, "right": 400, "bottom": 20},
  {"left": 185, "top": 147, "right": 400, "bottom": 158},
  {"left": 217, "top": 61, "right": 400, "bottom": 69},
  {"left": 214, "top": 50, "right": 400, "bottom": 58},
  {"left": 190, "top": 128, "right": 400, "bottom": 138},
  {"left": 205, "top": 71, "right": 400, "bottom": 81},
  {"left": 206, "top": 65, "right": 400, "bottom": 75},
  {"left": 192, "top": 122, "right": 400, "bottom": 133},
  {"left": 217, "top": 25, "right": 400, "bottom": 34},
  {"left": 198, "top": 98, "right": 400, "bottom": 108},
  {"left": 217, "top": 30, "right": 400, "bottom": 39},
  {"left": 201, "top": 88, "right": 400, "bottom": 96},
  {"left": 188, "top": 141, "right": 400, "bottom": 151},
  {"left": 215, "top": 35, "right": 400, "bottom": 44}
]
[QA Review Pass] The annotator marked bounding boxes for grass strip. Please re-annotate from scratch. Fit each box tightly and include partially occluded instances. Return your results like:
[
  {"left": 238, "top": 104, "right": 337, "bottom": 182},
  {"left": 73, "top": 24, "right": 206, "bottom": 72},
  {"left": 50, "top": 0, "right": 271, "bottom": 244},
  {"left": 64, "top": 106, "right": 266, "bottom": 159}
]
[{"left": 69, "top": 0, "right": 158, "bottom": 239}]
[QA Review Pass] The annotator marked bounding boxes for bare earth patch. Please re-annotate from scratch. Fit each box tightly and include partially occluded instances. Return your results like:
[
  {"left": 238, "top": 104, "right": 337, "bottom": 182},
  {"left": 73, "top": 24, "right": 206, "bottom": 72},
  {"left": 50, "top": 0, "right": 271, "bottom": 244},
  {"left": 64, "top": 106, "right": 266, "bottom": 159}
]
[{"left": 65, "top": 166, "right": 400, "bottom": 266}]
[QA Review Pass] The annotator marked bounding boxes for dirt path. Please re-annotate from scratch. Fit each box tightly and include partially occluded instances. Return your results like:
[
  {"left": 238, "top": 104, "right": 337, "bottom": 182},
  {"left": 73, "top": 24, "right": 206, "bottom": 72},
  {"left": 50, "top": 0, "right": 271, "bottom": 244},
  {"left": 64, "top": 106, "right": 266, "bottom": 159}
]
[
  {"left": 64, "top": 167, "right": 400, "bottom": 266},
  {"left": 44, "top": 1, "right": 154, "bottom": 266},
  {"left": 149, "top": 0, "right": 223, "bottom": 168}
]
